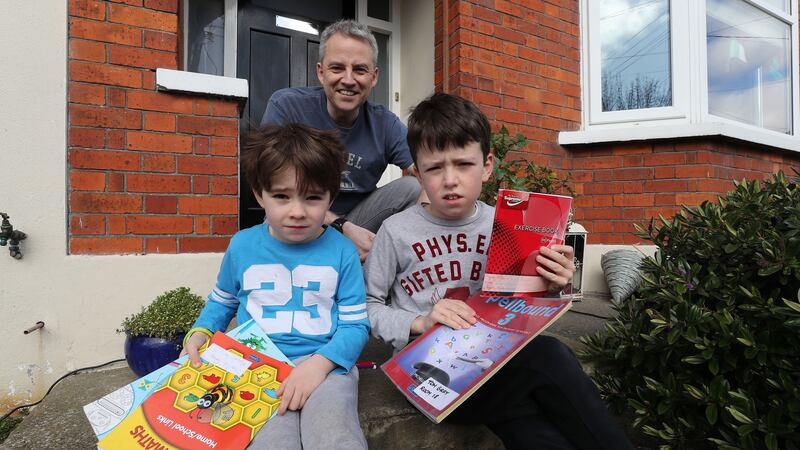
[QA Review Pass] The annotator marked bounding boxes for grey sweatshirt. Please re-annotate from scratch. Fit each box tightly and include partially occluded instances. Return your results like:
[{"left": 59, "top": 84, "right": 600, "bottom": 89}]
[{"left": 364, "top": 202, "right": 494, "bottom": 351}]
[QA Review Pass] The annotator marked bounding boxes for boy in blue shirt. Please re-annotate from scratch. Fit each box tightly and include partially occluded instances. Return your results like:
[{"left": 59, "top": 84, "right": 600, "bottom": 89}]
[
  {"left": 183, "top": 123, "right": 369, "bottom": 449},
  {"left": 365, "top": 93, "right": 632, "bottom": 449}
]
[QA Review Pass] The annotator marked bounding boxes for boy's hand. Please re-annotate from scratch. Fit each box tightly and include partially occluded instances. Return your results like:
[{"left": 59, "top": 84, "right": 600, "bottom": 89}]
[
  {"left": 412, "top": 298, "right": 477, "bottom": 334},
  {"left": 536, "top": 245, "right": 576, "bottom": 294},
  {"left": 179, "top": 331, "right": 209, "bottom": 368},
  {"left": 342, "top": 221, "right": 375, "bottom": 262},
  {"left": 276, "top": 354, "right": 335, "bottom": 415}
]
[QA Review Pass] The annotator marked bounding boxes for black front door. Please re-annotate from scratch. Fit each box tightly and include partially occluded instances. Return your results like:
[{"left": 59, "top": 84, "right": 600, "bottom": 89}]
[{"left": 237, "top": 0, "right": 354, "bottom": 229}]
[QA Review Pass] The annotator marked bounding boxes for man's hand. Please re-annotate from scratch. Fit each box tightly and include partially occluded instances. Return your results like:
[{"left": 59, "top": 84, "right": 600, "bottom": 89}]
[
  {"left": 342, "top": 221, "right": 375, "bottom": 262},
  {"left": 537, "top": 245, "right": 576, "bottom": 294},
  {"left": 276, "top": 354, "right": 335, "bottom": 415},
  {"left": 179, "top": 331, "right": 210, "bottom": 368},
  {"left": 411, "top": 298, "right": 477, "bottom": 334}
]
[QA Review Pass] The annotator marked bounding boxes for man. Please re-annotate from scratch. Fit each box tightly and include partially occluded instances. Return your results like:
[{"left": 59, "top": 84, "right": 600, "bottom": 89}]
[{"left": 261, "top": 19, "right": 420, "bottom": 261}]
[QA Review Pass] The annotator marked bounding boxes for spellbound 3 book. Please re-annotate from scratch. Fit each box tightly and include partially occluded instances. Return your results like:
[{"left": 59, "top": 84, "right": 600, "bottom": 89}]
[
  {"left": 381, "top": 291, "right": 571, "bottom": 423},
  {"left": 93, "top": 326, "right": 293, "bottom": 450},
  {"left": 382, "top": 189, "right": 573, "bottom": 423}
]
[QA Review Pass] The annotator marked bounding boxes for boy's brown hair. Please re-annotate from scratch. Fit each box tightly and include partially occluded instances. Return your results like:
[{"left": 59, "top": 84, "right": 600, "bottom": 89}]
[
  {"left": 242, "top": 123, "right": 346, "bottom": 198},
  {"left": 406, "top": 92, "right": 491, "bottom": 163}
]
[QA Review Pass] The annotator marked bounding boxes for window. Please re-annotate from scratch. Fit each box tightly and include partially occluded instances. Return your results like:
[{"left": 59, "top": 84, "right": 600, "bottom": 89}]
[
  {"left": 183, "top": 0, "right": 237, "bottom": 77},
  {"left": 579, "top": 0, "right": 798, "bottom": 141},
  {"left": 358, "top": 0, "right": 400, "bottom": 113}
]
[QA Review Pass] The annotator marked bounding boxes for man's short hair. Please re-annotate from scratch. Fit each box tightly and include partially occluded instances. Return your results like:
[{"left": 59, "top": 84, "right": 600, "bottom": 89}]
[
  {"left": 242, "top": 123, "right": 346, "bottom": 199},
  {"left": 319, "top": 19, "right": 378, "bottom": 67},
  {"left": 407, "top": 92, "right": 491, "bottom": 163}
]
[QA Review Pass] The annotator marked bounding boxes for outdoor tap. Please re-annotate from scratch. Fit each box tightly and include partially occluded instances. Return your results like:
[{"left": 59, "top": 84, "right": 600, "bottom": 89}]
[{"left": 0, "top": 212, "right": 27, "bottom": 259}]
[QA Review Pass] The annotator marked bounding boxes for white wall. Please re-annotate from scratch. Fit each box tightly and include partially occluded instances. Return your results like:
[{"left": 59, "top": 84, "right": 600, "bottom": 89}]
[
  {"left": 400, "top": 0, "right": 435, "bottom": 118},
  {"left": 0, "top": 2, "right": 222, "bottom": 409}
]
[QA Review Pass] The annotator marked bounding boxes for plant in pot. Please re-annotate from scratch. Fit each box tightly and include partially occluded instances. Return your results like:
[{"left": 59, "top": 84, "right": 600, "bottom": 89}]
[{"left": 118, "top": 287, "right": 205, "bottom": 377}]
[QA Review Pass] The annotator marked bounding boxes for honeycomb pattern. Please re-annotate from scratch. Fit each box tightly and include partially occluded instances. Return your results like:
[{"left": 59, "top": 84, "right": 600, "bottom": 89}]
[{"left": 162, "top": 351, "right": 282, "bottom": 435}]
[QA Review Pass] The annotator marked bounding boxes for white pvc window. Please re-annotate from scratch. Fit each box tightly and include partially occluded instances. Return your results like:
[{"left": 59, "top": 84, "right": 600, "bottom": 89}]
[
  {"left": 581, "top": 0, "right": 797, "bottom": 138},
  {"left": 357, "top": 0, "right": 401, "bottom": 115},
  {"left": 183, "top": 0, "right": 237, "bottom": 77}
]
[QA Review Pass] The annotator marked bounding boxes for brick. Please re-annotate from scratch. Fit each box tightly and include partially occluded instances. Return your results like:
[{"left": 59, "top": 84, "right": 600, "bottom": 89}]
[
  {"left": 644, "top": 180, "right": 688, "bottom": 193},
  {"left": 210, "top": 177, "right": 237, "bottom": 195},
  {"left": 127, "top": 173, "right": 190, "bottom": 192},
  {"left": 99, "top": 88, "right": 122, "bottom": 109},
  {"left": 195, "top": 216, "right": 210, "bottom": 234},
  {"left": 69, "top": 39, "right": 106, "bottom": 62},
  {"left": 109, "top": 45, "right": 177, "bottom": 70},
  {"left": 675, "top": 166, "right": 713, "bottom": 178},
  {"left": 194, "top": 137, "right": 210, "bottom": 155},
  {"left": 178, "top": 196, "right": 238, "bottom": 214},
  {"left": 143, "top": 30, "right": 177, "bottom": 51},
  {"left": 144, "top": 0, "right": 178, "bottom": 13},
  {"left": 127, "top": 215, "right": 193, "bottom": 234},
  {"left": 179, "top": 236, "right": 230, "bottom": 253},
  {"left": 108, "top": 4, "right": 178, "bottom": 32},
  {"left": 177, "top": 116, "right": 238, "bottom": 137},
  {"left": 581, "top": 208, "right": 623, "bottom": 220},
  {"left": 69, "top": 0, "right": 106, "bottom": 20},
  {"left": 177, "top": 156, "right": 237, "bottom": 175},
  {"left": 143, "top": 154, "right": 176, "bottom": 172},
  {"left": 192, "top": 175, "right": 209, "bottom": 194},
  {"left": 144, "top": 195, "right": 177, "bottom": 213},
  {"left": 70, "top": 171, "right": 106, "bottom": 191},
  {"left": 654, "top": 167, "right": 675, "bottom": 179},
  {"left": 145, "top": 237, "right": 177, "bottom": 253},
  {"left": 613, "top": 194, "right": 654, "bottom": 207},
  {"left": 107, "top": 129, "right": 126, "bottom": 148},
  {"left": 127, "top": 131, "right": 192, "bottom": 153},
  {"left": 210, "top": 100, "right": 240, "bottom": 118},
  {"left": 676, "top": 193, "right": 719, "bottom": 206},
  {"left": 70, "top": 215, "right": 105, "bottom": 235},
  {"left": 71, "top": 192, "right": 142, "bottom": 213},
  {"left": 212, "top": 216, "right": 238, "bottom": 235},
  {"left": 583, "top": 182, "right": 622, "bottom": 195},
  {"left": 572, "top": 156, "right": 622, "bottom": 170},
  {"left": 144, "top": 112, "right": 176, "bottom": 131},
  {"left": 70, "top": 105, "right": 141, "bottom": 129},
  {"left": 143, "top": 70, "right": 156, "bottom": 89},
  {"left": 654, "top": 193, "right": 677, "bottom": 206},
  {"left": 69, "top": 61, "right": 142, "bottom": 88},
  {"left": 69, "top": 127, "right": 105, "bottom": 147},
  {"left": 210, "top": 138, "right": 238, "bottom": 156},
  {"left": 69, "top": 83, "right": 105, "bottom": 105},
  {"left": 643, "top": 152, "right": 686, "bottom": 166},
  {"left": 108, "top": 172, "right": 125, "bottom": 191},
  {"left": 108, "top": 215, "right": 126, "bottom": 233},
  {"left": 71, "top": 237, "right": 142, "bottom": 254},
  {"left": 109, "top": 0, "right": 143, "bottom": 5},
  {"left": 194, "top": 98, "right": 211, "bottom": 115},
  {"left": 70, "top": 149, "right": 140, "bottom": 171},
  {"left": 127, "top": 90, "right": 193, "bottom": 113},
  {"left": 70, "top": 18, "right": 141, "bottom": 46}
]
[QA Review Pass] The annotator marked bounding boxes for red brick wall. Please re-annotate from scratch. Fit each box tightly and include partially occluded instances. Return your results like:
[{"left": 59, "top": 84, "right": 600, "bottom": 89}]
[
  {"left": 68, "top": 0, "right": 240, "bottom": 254},
  {"left": 436, "top": 0, "right": 800, "bottom": 244}
]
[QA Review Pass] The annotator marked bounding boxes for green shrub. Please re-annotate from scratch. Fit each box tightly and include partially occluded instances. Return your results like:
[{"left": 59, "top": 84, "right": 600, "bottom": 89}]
[
  {"left": 581, "top": 171, "right": 800, "bottom": 449},
  {"left": 118, "top": 287, "right": 205, "bottom": 340},
  {"left": 479, "top": 126, "right": 573, "bottom": 206}
]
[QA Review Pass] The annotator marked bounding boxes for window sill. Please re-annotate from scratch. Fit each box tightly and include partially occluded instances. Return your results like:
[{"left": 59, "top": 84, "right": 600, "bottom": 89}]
[
  {"left": 155, "top": 68, "right": 248, "bottom": 99},
  {"left": 559, "top": 122, "right": 800, "bottom": 153}
]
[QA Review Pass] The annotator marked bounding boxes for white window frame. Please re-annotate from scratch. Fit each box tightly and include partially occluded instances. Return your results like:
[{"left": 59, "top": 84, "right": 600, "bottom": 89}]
[
  {"left": 357, "top": 0, "right": 402, "bottom": 117},
  {"left": 181, "top": 0, "right": 237, "bottom": 77},
  {"left": 564, "top": 0, "right": 800, "bottom": 152}
]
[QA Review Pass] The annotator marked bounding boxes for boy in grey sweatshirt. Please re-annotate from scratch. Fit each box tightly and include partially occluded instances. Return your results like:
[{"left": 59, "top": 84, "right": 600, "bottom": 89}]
[{"left": 364, "top": 93, "right": 632, "bottom": 450}]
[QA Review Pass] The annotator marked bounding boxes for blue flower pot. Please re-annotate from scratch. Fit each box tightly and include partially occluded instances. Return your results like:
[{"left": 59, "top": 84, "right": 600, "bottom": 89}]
[{"left": 124, "top": 333, "right": 185, "bottom": 377}]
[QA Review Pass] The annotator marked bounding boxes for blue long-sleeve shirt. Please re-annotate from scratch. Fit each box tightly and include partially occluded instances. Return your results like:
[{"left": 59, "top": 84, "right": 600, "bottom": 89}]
[{"left": 193, "top": 224, "right": 369, "bottom": 372}]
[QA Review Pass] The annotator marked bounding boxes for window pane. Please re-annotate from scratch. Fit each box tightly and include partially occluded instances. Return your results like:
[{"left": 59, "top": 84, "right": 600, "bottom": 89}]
[
  {"left": 759, "top": 0, "right": 789, "bottom": 14},
  {"left": 367, "top": 0, "right": 392, "bottom": 22},
  {"left": 368, "top": 31, "right": 390, "bottom": 108},
  {"left": 187, "top": 0, "right": 225, "bottom": 76},
  {"left": 707, "top": 0, "right": 792, "bottom": 134},
  {"left": 599, "top": 0, "right": 672, "bottom": 112}
]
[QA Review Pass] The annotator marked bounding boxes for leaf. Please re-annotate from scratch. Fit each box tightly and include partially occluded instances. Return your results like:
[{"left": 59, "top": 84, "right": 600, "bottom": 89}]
[
  {"left": 706, "top": 404, "right": 718, "bottom": 425},
  {"left": 736, "top": 337, "right": 754, "bottom": 347},
  {"left": 784, "top": 299, "right": 800, "bottom": 314},
  {"left": 726, "top": 406, "right": 754, "bottom": 424},
  {"left": 766, "top": 433, "right": 778, "bottom": 450}
]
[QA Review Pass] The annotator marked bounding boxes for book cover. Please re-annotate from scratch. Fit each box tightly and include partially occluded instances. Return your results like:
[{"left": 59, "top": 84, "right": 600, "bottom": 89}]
[
  {"left": 482, "top": 189, "right": 573, "bottom": 296},
  {"left": 381, "top": 291, "right": 571, "bottom": 423},
  {"left": 85, "top": 320, "right": 293, "bottom": 445},
  {"left": 97, "top": 331, "right": 292, "bottom": 449}
]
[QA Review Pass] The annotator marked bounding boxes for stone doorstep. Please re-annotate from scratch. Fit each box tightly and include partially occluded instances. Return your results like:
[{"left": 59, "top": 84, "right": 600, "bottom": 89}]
[{"left": 4, "top": 295, "right": 616, "bottom": 449}]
